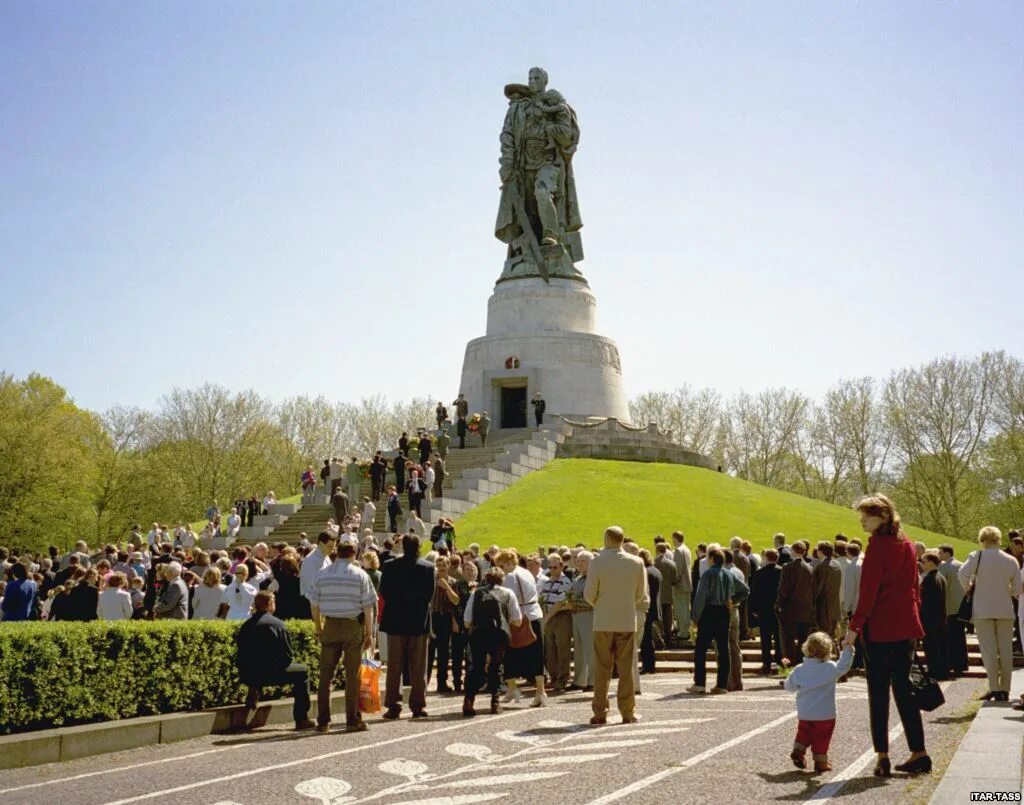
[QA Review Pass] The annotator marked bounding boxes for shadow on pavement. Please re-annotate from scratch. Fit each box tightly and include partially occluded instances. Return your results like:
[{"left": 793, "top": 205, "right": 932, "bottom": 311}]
[{"left": 931, "top": 713, "right": 975, "bottom": 724}]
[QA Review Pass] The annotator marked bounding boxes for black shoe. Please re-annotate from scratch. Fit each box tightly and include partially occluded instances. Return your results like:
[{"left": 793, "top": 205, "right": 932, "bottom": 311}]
[
  {"left": 437, "top": 684, "right": 453, "bottom": 694},
  {"left": 453, "top": 682, "right": 463, "bottom": 693},
  {"left": 980, "top": 691, "right": 998, "bottom": 701},
  {"left": 583, "top": 686, "right": 594, "bottom": 692},
  {"left": 894, "top": 756, "right": 931, "bottom": 775},
  {"left": 345, "top": 719, "right": 368, "bottom": 733},
  {"left": 996, "top": 691, "right": 1010, "bottom": 702},
  {"left": 382, "top": 707, "right": 401, "bottom": 720},
  {"left": 411, "top": 710, "right": 429, "bottom": 719},
  {"left": 873, "top": 758, "right": 891, "bottom": 777}
]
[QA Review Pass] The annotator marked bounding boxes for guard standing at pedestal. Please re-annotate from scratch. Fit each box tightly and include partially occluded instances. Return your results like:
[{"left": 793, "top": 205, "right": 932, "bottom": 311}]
[{"left": 532, "top": 393, "right": 546, "bottom": 426}]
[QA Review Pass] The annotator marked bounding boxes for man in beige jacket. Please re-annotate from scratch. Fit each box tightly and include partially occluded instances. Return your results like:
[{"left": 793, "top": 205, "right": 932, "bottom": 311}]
[{"left": 584, "top": 526, "right": 649, "bottom": 725}]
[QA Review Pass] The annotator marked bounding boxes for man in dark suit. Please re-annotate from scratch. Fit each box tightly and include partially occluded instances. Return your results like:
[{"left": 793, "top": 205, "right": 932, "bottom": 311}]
[
  {"left": 236, "top": 591, "right": 314, "bottom": 730},
  {"left": 750, "top": 549, "right": 783, "bottom": 674},
  {"left": 332, "top": 487, "right": 350, "bottom": 525},
  {"left": 775, "top": 542, "right": 815, "bottom": 665},
  {"left": 370, "top": 452, "right": 386, "bottom": 501},
  {"left": 920, "top": 552, "right": 950, "bottom": 680},
  {"left": 774, "top": 533, "right": 792, "bottom": 565},
  {"left": 380, "top": 534, "right": 437, "bottom": 720},
  {"left": 418, "top": 434, "right": 432, "bottom": 466},
  {"left": 812, "top": 541, "right": 843, "bottom": 640},
  {"left": 393, "top": 452, "right": 407, "bottom": 491}
]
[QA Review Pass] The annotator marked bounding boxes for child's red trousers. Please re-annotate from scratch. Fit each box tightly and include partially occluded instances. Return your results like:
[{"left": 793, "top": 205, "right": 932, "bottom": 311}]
[{"left": 795, "top": 718, "right": 836, "bottom": 754}]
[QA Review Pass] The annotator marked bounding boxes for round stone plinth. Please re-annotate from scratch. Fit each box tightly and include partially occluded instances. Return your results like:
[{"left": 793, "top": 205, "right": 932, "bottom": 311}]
[{"left": 486, "top": 277, "right": 597, "bottom": 336}]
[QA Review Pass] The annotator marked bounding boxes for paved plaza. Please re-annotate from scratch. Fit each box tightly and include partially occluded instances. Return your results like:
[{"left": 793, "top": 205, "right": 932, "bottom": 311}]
[{"left": 0, "top": 673, "right": 988, "bottom": 805}]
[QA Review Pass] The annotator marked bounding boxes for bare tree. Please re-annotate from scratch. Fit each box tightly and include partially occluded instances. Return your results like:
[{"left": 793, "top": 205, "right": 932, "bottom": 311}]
[
  {"left": 154, "top": 384, "right": 285, "bottom": 510},
  {"left": 342, "top": 395, "right": 436, "bottom": 456},
  {"left": 628, "top": 386, "right": 722, "bottom": 453},
  {"left": 721, "top": 388, "right": 810, "bottom": 488},
  {"left": 277, "top": 395, "right": 352, "bottom": 463},
  {"left": 884, "top": 354, "right": 998, "bottom": 537}
]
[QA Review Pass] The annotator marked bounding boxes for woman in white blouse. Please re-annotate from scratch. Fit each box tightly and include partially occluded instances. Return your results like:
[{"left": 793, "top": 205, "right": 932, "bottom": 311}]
[
  {"left": 958, "top": 526, "right": 1022, "bottom": 701},
  {"left": 96, "top": 573, "right": 133, "bottom": 621},
  {"left": 217, "top": 563, "right": 271, "bottom": 621},
  {"left": 192, "top": 567, "right": 227, "bottom": 620},
  {"left": 497, "top": 549, "right": 547, "bottom": 708}
]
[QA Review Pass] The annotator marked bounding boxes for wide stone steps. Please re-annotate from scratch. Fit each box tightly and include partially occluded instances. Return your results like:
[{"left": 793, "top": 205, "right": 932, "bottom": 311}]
[
  {"left": 240, "top": 429, "right": 550, "bottom": 543},
  {"left": 649, "top": 638, "right": 999, "bottom": 679}
]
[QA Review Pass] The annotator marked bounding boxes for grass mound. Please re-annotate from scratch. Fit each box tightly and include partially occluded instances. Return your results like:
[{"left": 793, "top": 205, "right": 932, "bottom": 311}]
[{"left": 455, "top": 459, "right": 968, "bottom": 556}]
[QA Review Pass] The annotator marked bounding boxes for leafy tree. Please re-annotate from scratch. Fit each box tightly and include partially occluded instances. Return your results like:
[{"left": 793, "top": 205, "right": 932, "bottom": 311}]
[{"left": 0, "top": 374, "right": 100, "bottom": 551}]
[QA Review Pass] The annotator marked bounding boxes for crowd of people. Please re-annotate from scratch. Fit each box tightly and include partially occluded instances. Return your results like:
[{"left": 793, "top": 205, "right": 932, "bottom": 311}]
[{"left": 3, "top": 493, "right": 1022, "bottom": 777}]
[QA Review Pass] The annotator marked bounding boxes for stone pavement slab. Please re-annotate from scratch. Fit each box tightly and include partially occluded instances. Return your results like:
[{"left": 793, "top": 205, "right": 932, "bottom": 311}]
[{"left": 929, "top": 668, "right": 1024, "bottom": 804}]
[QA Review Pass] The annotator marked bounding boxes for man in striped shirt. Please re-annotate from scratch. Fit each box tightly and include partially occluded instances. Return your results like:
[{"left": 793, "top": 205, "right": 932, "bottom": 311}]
[
  {"left": 539, "top": 553, "right": 574, "bottom": 691},
  {"left": 309, "top": 533, "right": 377, "bottom": 733}
]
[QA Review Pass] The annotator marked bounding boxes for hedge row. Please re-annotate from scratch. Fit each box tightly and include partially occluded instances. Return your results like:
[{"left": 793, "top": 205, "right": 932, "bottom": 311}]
[{"left": 0, "top": 620, "right": 343, "bottom": 734}]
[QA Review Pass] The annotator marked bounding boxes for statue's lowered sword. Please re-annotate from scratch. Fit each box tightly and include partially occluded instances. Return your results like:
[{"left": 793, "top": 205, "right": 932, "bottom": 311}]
[{"left": 505, "top": 175, "right": 549, "bottom": 283}]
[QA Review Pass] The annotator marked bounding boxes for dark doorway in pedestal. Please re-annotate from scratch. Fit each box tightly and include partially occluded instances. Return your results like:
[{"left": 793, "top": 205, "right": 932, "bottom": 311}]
[{"left": 500, "top": 386, "right": 527, "bottom": 429}]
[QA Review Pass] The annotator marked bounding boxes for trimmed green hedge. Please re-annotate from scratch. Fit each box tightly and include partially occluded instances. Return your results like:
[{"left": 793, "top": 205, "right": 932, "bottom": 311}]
[{"left": 0, "top": 620, "right": 340, "bottom": 735}]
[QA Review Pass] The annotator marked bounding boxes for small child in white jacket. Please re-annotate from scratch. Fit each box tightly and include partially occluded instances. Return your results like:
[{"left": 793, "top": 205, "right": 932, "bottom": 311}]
[{"left": 784, "top": 632, "right": 854, "bottom": 772}]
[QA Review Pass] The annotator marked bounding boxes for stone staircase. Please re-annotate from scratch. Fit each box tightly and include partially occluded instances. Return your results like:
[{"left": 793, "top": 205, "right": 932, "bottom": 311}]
[
  {"left": 651, "top": 635, "right": 1005, "bottom": 679},
  {"left": 237, "top": 427, "right": 563, "bottom": 544}
]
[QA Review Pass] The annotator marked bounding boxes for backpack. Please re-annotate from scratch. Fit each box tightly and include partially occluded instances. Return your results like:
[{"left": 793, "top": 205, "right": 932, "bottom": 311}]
[{"left": 471, "top": 586, "right": 503, "bottom": 633}]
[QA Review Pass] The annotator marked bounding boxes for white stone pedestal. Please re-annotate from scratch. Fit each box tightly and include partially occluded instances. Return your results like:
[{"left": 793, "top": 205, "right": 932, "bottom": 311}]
[{"left": 458, "top": 277, "right": 629, "bottom": 427}]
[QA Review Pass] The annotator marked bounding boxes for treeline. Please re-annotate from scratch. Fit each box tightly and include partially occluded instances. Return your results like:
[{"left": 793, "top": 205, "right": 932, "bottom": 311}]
[
  {"left": 2, "top": 350, "right": 1021, "bottom": 552},
  {"left": 0, "top": 376, "right": 434, "bottom": 552},
  {"left": 629, "top": 350, "right": 1024, "bottom": 541}
]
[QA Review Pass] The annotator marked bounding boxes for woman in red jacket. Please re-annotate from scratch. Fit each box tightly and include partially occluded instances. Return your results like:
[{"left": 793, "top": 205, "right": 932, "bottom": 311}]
[{"left": 843, "top": 494, "right": 930, "bottom": 778}]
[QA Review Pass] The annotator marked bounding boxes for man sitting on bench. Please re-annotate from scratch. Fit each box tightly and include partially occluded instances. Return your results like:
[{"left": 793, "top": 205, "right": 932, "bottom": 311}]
[{"left": 236, "top": 590, "right": 315, "bottom": 730}]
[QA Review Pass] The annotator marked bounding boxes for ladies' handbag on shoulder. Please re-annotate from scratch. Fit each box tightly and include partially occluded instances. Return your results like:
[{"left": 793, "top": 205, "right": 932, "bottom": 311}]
[
  {"left": 957, "top": 550, "right": 983, "bottom": 624},
  {"left": 509, "top": 576, "right": 538, "bottom": 648}
]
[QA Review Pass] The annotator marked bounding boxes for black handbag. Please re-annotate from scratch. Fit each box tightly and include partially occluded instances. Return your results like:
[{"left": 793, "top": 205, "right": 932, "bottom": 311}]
[
  {"left": 910, "top": 653, "right": 945, "bottom": 712},
  {"left": 957, "top": 550, "right": 983, "bottom": 624}
]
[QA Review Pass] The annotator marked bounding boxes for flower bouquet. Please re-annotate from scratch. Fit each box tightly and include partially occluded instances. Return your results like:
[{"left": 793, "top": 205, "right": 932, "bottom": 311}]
[{"left": 466, "top": 413, "right": 482, "bottom": 434}]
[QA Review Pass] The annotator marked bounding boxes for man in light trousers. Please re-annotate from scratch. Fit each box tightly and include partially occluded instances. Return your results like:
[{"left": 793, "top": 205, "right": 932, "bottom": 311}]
[
  {"left": 584, "top": 526, "right": 649, "bottom": 725},
  {"left": 569, "top": 551, "right": 595, "bottom": 690},
  {"left": 672, "top": 531, "right": 693, "bottom": 643}
]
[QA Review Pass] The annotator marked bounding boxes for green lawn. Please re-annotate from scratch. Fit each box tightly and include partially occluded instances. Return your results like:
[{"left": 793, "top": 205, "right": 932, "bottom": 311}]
[{"left": 455, "top": 459, "right": 973, "bottom": 557}]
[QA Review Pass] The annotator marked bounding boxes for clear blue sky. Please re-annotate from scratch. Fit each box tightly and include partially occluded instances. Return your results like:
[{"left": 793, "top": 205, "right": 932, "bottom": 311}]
[{"left": 2, "top": 2, "right": 1021, "bottom": 413}]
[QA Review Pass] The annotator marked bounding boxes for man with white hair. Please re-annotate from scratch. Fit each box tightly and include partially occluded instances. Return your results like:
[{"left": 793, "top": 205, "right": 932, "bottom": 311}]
[
  {"left": 568, "top": 550, "right": 595, "bottom": 691},
  {"left": 227, "top": 508, "right": 242, "bottom": 540},
  {"left": 153, "top": 562, "right": 189, "bottom": 619}
]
